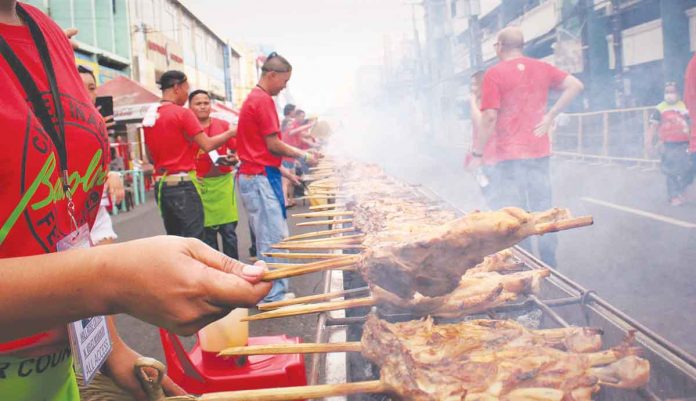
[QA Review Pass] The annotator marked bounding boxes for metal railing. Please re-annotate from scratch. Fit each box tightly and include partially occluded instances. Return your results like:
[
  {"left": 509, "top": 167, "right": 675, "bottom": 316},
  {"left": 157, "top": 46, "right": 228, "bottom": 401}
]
[{"left": 552, "top": 106, "right": 660, "bottom": 168}]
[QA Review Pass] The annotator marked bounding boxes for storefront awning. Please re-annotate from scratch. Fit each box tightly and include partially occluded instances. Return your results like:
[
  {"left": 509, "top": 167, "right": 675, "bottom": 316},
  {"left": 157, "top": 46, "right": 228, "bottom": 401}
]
[{"left": 97, "top": 76, "right": 160, "bottom": 122}]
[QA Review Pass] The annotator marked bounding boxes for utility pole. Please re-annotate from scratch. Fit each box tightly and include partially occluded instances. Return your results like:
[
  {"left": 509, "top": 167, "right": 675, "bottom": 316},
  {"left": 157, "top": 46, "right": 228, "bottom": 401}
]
[
  {"left": 609, "top": 0, "right": 624, "bottom": 108},
  {"left": 466, "top": 0, "right": 482, "bottom": 71}
]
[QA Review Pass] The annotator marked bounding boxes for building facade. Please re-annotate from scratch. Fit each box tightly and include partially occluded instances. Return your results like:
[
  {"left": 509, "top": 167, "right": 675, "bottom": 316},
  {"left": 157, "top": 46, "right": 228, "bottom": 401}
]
[
  {"left": 23, "top": 0, "right": 132, "bottom": 83},
  {"left": 127, "top": 0, "right": 229, "bottom": 99},
  {"left": 229, "top": 41, "right": 262, "bottom": 108}
]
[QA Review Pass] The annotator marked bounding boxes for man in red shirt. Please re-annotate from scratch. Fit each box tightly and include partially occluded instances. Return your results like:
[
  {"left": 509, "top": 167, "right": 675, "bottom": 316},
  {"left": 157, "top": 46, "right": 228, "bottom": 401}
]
[
  {"left": 237, "top": 52, "right": 321, "bottom": 302},
  {"left": 0, "top": 3, "right": 270, "bottom": 400},
  {"left": 143, "top": 70, "right": 236, "bottom": 240},
  {"left": 190, "top": 89, "right": 240, "bottom": 258},
  {"left": 473, "top": 26, "right": 583, "bottom": 266}
]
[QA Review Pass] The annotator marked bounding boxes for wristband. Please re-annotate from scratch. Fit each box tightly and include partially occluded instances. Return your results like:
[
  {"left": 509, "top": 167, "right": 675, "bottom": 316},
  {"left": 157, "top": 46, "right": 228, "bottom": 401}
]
[
  {"left": 471, "top": 151, "right": 483, "bottom": 158},
  {"left": 303, "top": 152, "right": 313, "bottom": 163}
]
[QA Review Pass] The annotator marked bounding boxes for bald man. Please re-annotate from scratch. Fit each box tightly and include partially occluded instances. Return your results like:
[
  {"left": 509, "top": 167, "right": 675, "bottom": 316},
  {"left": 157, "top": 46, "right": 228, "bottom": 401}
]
[
  {"left": 472, "top": 26, "right": 584, "bottom": 266},
  {"left": 236, "top": 52, "right": 322, "bottom": 302}
]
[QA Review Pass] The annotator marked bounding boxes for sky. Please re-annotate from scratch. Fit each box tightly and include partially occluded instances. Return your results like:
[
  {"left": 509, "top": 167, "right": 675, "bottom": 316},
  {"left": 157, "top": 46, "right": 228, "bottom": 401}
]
[{"left": 180, "top": 0, "right": 417, "bottom": 113}]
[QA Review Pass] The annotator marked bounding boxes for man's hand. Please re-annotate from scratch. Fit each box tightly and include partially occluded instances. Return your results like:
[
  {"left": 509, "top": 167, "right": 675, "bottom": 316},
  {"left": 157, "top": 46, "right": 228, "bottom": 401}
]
[
  {"left": 280, "top": 165, "right": 301, "bottom": 186},
  {"left": 103, "top": 340, "right": 186, "bottom": 401},
  {"left": 533, "top": 114, "right": 554, "bottom": 137},
  {"left": 467, "top": 153, "right": 483, "bottom": 170},
  {"left": 63, "top": 28, "right": 79, "bottom": 50},
  {"left": 303, "top": 149, "right": 324, "bottom": 167},
  {"left": 105, "top": 171, "right": 125, "bottom": 204},
  {"left": 103, "top": 236, "right": 272, "bottom": 336},
  {"left": 98, "top": 108, "right": 116, "bottom": 130}
]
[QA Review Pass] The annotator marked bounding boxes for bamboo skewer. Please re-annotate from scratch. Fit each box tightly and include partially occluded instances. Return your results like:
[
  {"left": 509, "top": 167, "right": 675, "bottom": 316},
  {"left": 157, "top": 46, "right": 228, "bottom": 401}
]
[
  {"left": 218, "top": 342, "right": 362, "bottom": 357},
  {"left": 265, "top": 263, "right": 305, "bottom": 269},
  {"left": 272, "top": 243, "right": 365, "bottom": 251},
  {"left": 197, "top": 381, "right": 386, "bottom": 401},
  {"left": 308, "top": 203, "right": 344, "bottom": 210},
  {"left": 243, "top": 296, "right": 376, "bottom": 321},
  {"left": 261, "top": 252, "right": 348, "bottom": 260},
  {"left": 292, "top": 210, "right": 354, "bottom": 218},
  {"left": 260, "top": 256, "right": 360, "bottom": 281},
  {"left": 258, "top": 287, "right": 371, "bottom": 311},
  {"left": 293, "top": 194, "right": 336, "bottom": 201},
  {"left": 282, "top": 227, "right": 356, "bottom": 241},
  {"left": 295, "top": 218, "right": 353, "bottom": 227},
  {"left": 535, "top": 216, "right": 593, "bottom": 234},
  {"left": 278, "top": 234, "right": 365, "bottom": 245}
]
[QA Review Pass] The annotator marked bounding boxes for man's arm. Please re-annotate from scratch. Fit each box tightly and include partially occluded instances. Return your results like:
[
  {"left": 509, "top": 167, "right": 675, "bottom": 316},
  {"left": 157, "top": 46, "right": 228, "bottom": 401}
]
[
  {"left": 534, "top": 75, "right": 584, "bottom": 136},
  {"left": 474, "top": 109, "right": 499, "bottom": 156},
  {"left": 193, "top": 127, "right": 237, "bottom": 152},
  {"left": 265, "top": 133, "right": 319, "bottom": 164}
]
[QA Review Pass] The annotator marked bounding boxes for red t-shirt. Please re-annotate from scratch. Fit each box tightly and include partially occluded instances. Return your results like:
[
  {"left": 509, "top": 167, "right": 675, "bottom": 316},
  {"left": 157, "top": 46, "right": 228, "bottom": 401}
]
[
  {"left": 0, "top": 4, "right": 109, "bottom": 354},
  {"left": 195, "top": 117, "right": 236, "bottom": 177},
  {"left": 144, "top": 103, "right": 203, "bottom": 174},
  {"left": 480, "top": 56, "right": 568, "bottom": 161},
  {"left": 684, "top": 54, "right": 696, "bottom": 152},
  {"left": 282, "top": 120, "right": 304, "bottom": 163},
  {"left": 237, "top": 87, "right": 282, "bottom": 175}
]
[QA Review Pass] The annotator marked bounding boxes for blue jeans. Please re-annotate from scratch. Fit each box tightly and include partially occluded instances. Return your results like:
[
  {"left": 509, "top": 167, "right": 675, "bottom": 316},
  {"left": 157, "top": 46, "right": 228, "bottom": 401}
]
[
  {"left": 486, "top": 157, "right": 558, "bottom": 266},
  {"left": 237, "top": 174, "right": 289, "bottom": 302}
]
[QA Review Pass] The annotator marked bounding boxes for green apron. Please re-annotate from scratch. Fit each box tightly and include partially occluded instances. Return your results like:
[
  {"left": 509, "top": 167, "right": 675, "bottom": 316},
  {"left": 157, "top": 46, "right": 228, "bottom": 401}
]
[
  {"left": 0, "top": 347, "right": 79, "bottom": 401},
  {"left": 193, "top": 173, "right": 238, "bottom": 227}
]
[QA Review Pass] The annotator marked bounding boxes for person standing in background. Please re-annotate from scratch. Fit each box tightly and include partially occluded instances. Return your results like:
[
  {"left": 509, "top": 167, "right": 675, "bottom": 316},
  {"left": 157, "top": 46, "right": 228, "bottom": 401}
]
[
  {"left": 236, "top": 52, "right": 322, "bottom": 302},
  {"left": 143, "top": 70, "right": 236, "bottom": 240},
  {"left": 473, "top": 26, "right": 583, "bottom": 266},
  {"left": 683, "top": 53, "right": 696, "bottom": 193},
  {"left": 77, "top": 65, "right": 125, "bottom": 246},
  {"left": 646, "top": 82, "right": 692, "bottom": 206},
  {"left": 281, "top": 103, "right": 299, "bottom": 207},
  {"left": 190, "top": 89, "right": 240, "bottom": 259}
]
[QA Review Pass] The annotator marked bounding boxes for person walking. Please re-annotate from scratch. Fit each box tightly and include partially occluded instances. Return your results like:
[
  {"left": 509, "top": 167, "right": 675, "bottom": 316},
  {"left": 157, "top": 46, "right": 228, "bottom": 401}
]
[
  {"left": 189, "top": 89, "right": 240, "bottom": 258},
  {"left": 472, "top": 26, "right": 584, "bottom": 266},
  {"left": 143, "top": 70, "right": 236, "bottom": 240},
  {"left": 645, "top": 82, "right": 691, "bottom": 206},
  {"left": 236, "top": 52, "right": 322, "bottom": 302}
]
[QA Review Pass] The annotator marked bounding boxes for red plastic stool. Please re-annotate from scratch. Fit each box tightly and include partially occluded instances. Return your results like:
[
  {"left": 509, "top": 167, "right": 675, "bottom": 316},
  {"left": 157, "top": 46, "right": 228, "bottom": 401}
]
[{"left": 159, "top": 329, "right": 307, "bottom": 395}]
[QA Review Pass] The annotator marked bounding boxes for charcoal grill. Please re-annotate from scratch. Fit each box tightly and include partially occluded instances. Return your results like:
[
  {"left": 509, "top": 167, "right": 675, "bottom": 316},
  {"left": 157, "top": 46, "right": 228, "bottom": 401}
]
[{"left": 303, "top": 184, "right": 696, "bottom": 401}]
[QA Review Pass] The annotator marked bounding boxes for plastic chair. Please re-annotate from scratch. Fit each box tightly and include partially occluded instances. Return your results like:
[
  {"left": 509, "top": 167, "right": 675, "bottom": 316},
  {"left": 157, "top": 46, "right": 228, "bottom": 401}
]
[{"left": 159, "top": 329, "right": 307, "bottom": 395}]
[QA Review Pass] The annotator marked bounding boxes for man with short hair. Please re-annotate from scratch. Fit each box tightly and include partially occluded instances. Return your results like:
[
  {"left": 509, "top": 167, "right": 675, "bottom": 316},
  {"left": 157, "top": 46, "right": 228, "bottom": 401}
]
[
  {"left": 237, "top": 53, "right": 321, "bottom": 302},
  {"left": 143, "top": 70, "right": 236, "bottom": 239},
  {"left": 473, "top": 26, "right": 584, "bottom": 266},
  {"left": 189, "top": 89, "right": 240, "bottom": 258}
]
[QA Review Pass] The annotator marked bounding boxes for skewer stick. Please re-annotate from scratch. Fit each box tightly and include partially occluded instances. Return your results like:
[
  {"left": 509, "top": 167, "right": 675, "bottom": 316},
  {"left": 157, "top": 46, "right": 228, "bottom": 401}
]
[
  {"left": 218, "top": 342, "right": 362, "bottom": 357},
  {"left": 243, "top": 296, "right": 376, "bottom": 321},
  {"left": 261, "top": 252, "right": 348, "bottom": 260},
  {"left": 293, "top": 194, "right": 336, "bottom": 201},
  {"left": 258, "top": 287, "right": 371, "bottom": 311},
  {"left": 296, "top": 218, "right": 353, "bottom": 227},
  {"left": 282, "top": 227, "right": 356, "bottom": 241},
  {"left": 272, "top": 243, "right": 365, "bottom": 251},
  {"left": 308, "top": 203, "right": 344, "bottom": 211},
  {"left": 292, "top": 210, "right": 354, "bottom": 218},
  {"left": 265, "top": 263, "right": 305, "bottom": 269},
  {"left": 261, "top": 256, "right": 360, "bottom": 281},
  {"left": 280, "top": 234, "right": 364, "bottom": 245},
  {"left": 198, "top": 381, "right": 386, "bottom": 401},
  {"left": 535, "top": 216, "right": 593, "bottom": 234}
]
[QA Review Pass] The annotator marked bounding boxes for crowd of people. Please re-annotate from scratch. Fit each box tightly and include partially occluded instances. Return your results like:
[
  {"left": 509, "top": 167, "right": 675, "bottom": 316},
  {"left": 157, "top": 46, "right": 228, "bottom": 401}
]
[{"left": 0, "top": 2, "right": 321, "bottom": 400}]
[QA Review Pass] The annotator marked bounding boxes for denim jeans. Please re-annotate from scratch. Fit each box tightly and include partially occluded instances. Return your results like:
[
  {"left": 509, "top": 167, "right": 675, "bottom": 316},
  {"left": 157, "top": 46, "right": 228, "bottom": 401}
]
[
  {"left": 237, "top": 174, "right": 289, "bottom": 302},
  {"left": 486, "top": 157, "right": 557, "bottom": 266},
  {"left": 204, "top": 222, "right": 239, "bottom": 260},
  {"left": 156, "top": 181, "right": 205, "bottom": 240}
]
